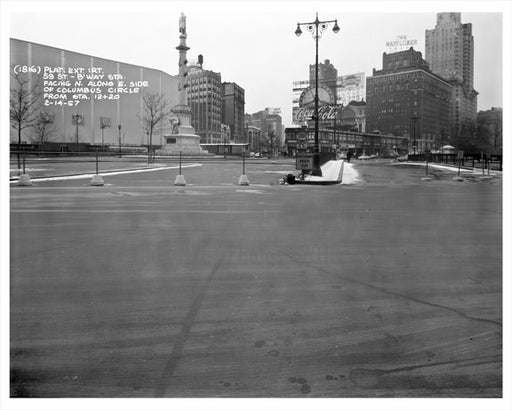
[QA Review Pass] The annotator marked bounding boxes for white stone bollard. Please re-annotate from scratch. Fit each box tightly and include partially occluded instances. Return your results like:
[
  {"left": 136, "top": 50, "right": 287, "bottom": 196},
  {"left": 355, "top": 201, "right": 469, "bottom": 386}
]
[
  {"left": 174, "top": 174, "right": 187, "bottom": 186},
  {"left": 17, "top": 174, "right": 32, "bottom": 186},
  {"left": 238, "top": 174, "right": 250, "bottom": 186},
  {"left": 90, "top": 174, "right": 104, "bottom": 186}
]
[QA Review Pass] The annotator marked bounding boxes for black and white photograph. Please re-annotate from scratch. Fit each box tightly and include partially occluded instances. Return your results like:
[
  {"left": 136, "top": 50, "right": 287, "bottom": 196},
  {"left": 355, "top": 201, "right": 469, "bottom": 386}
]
[{"left": 1, "top": 0, "right": 510, "bottom": 409}]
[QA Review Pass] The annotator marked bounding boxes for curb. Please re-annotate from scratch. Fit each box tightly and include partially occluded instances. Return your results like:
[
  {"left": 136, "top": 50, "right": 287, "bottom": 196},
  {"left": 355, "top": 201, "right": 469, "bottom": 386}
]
[{"left": 9, "top": 164, "right": 201, "bottom": 183}]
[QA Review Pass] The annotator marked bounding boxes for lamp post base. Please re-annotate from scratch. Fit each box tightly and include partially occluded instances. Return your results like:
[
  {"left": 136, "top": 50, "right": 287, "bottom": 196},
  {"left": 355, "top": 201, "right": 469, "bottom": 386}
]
[{"left": 311, "top": 153, "right": 322, "bottom": 176}]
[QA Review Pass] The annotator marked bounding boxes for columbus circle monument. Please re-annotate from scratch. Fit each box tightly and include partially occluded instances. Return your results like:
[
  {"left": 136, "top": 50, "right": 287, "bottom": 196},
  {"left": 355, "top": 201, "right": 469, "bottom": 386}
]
[{"left": 156, "top": 13, "right": 209, "bottom": 156}]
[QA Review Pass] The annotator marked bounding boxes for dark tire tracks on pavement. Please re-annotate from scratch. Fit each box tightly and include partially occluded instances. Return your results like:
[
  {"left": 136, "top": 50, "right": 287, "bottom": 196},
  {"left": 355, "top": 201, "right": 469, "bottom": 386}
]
[
  {"left": 274, "top": 249, "right": 502, "bottom": 329},
  {"left": 153, "top": 254, "right": 226, "bottom": 397}
]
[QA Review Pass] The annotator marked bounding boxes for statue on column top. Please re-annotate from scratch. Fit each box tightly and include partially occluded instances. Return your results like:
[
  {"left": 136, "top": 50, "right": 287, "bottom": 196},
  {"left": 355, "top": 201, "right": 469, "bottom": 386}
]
[{"left": 179, "top": 13, "right": 186, "bottom": 35}]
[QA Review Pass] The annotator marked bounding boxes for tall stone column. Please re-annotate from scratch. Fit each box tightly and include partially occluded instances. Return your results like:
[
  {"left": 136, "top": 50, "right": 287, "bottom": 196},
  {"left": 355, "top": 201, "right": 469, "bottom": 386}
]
[
  {"left": 176, "top": 12, "right": 190, "bottom": 109},
  {"left": 156, "top": 13, "right": 209, "bottom": 156},
  {"left": 171, "top": 12, "right": 194, "bottom": 133}
]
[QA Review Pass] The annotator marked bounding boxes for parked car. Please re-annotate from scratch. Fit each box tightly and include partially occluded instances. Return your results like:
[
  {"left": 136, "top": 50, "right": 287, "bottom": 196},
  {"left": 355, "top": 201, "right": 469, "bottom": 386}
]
[{"left": 358, "top": 154, "right": 378, "bottom": 160}]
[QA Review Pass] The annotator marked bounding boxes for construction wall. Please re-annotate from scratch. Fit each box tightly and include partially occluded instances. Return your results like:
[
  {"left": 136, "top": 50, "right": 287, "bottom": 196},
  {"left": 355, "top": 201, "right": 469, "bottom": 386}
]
[{"left": 10, "top": 38, "right": 179, "bottom": 147}]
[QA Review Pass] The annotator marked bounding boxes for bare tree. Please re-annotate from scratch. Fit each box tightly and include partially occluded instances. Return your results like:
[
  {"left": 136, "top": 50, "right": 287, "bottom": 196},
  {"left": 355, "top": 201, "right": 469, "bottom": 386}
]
[
  {"left": 452, "top": 119, "right": 490, "bottom": 155},
  {"left": 491, "top": 116, "right": 502, "bottom": 154},
  {"left": 433, "top": 128, "right": 449, "bottom": 151},
  {"left": 139, "top": 92, "right": 171, "bottom": 163},
  {"left": 262, "top": 130, "right": 281, "bottom": 159},
  {"left": 10, "top": 70, "right": 42, "bottom": 169},
  {"left": 31, "top": 111, "right": 56, "bottom": 147}
]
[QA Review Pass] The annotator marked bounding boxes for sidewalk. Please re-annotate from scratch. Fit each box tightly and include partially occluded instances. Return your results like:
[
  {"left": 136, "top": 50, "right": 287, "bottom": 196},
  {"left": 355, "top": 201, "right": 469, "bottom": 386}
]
[
  {"left": 396, "top": 161, "right": 502, "bottom": 177},
  {"left": 9, "top": 156, "right": 179, "bottom": 181}
]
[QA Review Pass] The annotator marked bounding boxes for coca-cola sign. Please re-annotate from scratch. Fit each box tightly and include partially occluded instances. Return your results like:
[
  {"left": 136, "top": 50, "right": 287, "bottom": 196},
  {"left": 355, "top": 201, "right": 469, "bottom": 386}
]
[{"left": 295, "top": 105, "right": 338, "bottom": 123}]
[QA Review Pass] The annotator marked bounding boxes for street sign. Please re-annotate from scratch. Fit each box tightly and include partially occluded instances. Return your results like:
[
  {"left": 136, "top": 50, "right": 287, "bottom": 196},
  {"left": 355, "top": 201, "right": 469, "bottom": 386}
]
[
  {"left": 457, "top": 150, "right": 464, "bottom": 159},
  {"left": 72, "top": 114, "right": 84, "bottom": 125},
  {"left": 296, "top": 155, "right": 313, "bottom": 170},
  {"left": 100, "top": 117, "right": 111, "bottom": 129}
]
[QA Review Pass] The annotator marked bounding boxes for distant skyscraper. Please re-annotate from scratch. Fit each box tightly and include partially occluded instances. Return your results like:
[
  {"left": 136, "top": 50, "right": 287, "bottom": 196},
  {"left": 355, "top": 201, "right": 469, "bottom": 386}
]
[
  {"left": 222, "top": 82, "right": 245, "bottom": 143},
  {"left": 425, "top": 12, "right": 478, "bottom": 138},
  {"left": 309, "top": 59, "right": 338, "bottom": 95},
  {"left": 187, "top": 66, "right": 223, "bottom": 143}
]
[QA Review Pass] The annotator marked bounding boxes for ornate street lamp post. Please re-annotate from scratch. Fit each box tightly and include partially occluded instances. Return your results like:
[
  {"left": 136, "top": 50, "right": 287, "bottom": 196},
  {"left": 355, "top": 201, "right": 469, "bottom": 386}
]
[{"left": 296, "top": 13, "right": 340, "bottom": 176}]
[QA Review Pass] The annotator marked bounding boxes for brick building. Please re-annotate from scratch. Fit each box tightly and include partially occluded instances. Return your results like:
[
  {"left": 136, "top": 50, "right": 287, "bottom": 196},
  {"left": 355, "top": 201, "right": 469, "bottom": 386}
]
[
  {"left": 366, "top": 48, "right": 451, "bottom": 152},
  {"left": 246, "top": 108, "right": 283, "bottom": 146},
  {"left": 222, "top": 82, "right": 245, "bottom": 143}
]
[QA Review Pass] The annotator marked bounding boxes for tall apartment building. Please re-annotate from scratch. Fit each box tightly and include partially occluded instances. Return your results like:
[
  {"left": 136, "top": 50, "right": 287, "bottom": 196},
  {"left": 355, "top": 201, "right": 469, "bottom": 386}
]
[
  {"left": 309, "top": 59, "right": 338, "bottom": 95},
  {"left": 222, "top": 82, "right": 245, "bottom": 143},
  {"left": 425, "top": 12, "right": 478, "bottom": 137},
  {"left": 366, "top": 48, "right": 451, "bottom": 152},
  {"left": 187, "top": 66, "right": 223, "bottom": 143}
]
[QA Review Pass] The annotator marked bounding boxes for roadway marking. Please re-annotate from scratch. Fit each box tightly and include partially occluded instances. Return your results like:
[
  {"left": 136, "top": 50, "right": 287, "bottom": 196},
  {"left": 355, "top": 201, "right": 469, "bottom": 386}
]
[
  {"left": 11, "top": 209, "right": 279, "bottom": 214},
  {"left": 10, "top": 184, "right": 274, "bottom": 190},
  {"left": 236, "top": 189, "right": 268, "bottom": 194},
  {"left": 9, "top": 163, "right": 203, "bottom": 183}
]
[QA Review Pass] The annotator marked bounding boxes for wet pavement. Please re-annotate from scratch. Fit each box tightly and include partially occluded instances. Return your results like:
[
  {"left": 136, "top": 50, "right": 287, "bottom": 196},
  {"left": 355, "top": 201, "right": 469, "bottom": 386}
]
[{"left": 9, "top": 159, "right": 503, "bottom": 399}]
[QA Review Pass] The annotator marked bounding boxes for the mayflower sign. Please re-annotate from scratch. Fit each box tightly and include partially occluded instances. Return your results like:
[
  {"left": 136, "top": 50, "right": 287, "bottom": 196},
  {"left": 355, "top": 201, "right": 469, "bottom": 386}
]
[{"left": 385, "top": 35, "right": 418, "bottom": 53}]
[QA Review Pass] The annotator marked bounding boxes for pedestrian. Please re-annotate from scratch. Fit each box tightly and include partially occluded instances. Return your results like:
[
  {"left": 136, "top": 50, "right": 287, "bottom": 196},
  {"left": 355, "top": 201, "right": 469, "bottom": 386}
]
[{"left": 346, "top": 151, "right": 352, "bottom": 162}]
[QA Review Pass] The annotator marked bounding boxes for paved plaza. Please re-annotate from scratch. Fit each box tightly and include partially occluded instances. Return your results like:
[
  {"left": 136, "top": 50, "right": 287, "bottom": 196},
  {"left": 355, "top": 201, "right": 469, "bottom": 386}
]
[{"left": 9, "top": 158, "right": 503, "bottom": 398}]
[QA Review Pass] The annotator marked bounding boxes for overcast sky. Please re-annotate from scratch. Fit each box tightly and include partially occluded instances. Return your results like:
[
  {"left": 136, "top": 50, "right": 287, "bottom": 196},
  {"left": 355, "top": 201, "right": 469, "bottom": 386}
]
[{"left": 3, "top": 1, "right": 509, "bottom": 127}]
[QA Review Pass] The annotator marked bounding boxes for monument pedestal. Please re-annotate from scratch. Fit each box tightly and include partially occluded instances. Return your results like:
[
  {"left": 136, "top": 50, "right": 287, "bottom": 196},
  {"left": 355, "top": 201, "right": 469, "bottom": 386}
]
[
  {"left": 155, "top": 105, "right": 211, "bottom": 156},
  {"left": 156, "top": 134, "right": 210, "bottom": 155}
]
